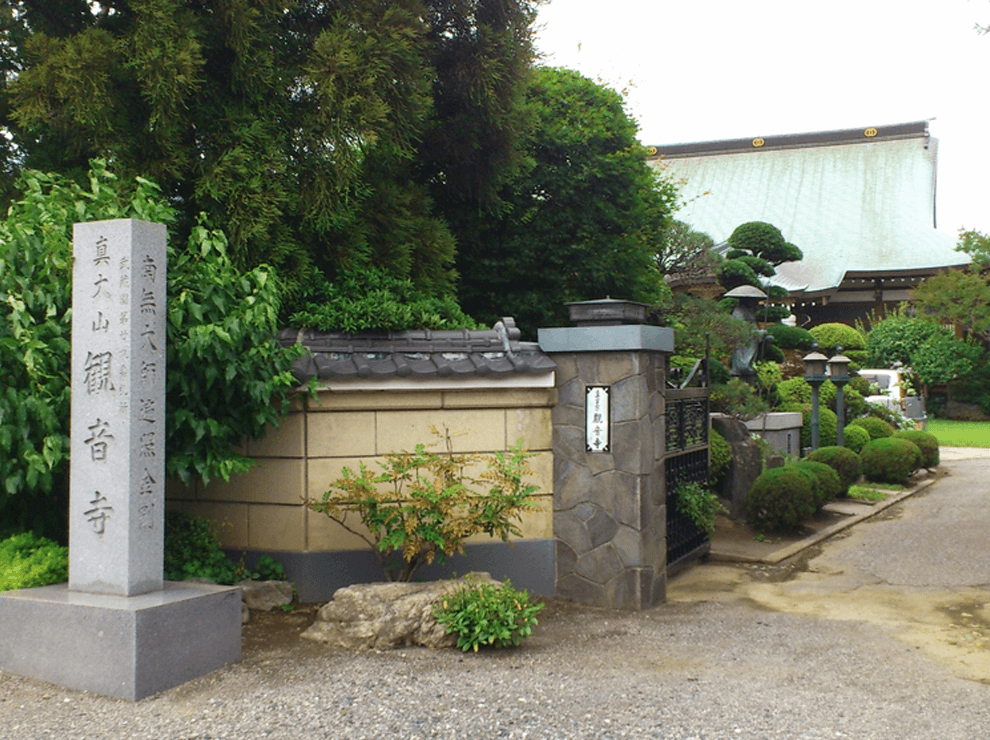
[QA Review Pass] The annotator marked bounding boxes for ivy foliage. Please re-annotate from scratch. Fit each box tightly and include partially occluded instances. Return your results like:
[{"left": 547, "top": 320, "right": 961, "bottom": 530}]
[
  {"left": 0, "top": 161, "right": 303, "bottom": 536},
  {"left": 308, "top": 428, "right": 542, "bottom": 582}
]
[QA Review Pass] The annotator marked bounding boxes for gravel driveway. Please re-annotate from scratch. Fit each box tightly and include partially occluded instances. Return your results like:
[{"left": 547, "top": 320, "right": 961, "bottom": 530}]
[{"left": 3, "top": 459, "right": 990, "bottom": 739}]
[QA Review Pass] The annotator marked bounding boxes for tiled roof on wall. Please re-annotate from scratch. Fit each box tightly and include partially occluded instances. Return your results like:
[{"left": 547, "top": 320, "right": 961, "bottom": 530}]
[{"left": 280, "top": 317, "right": 556, "bottom": 383}]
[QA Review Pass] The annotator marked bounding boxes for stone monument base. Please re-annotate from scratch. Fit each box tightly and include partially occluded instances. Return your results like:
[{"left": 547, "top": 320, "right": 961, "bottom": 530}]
[{"left": 0, "top": 581, "right": 241, "bottom": 701}]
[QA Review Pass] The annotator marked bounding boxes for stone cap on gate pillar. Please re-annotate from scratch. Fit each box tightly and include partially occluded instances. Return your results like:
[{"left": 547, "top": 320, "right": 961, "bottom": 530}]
[{"left": 538, "top": 298, "right": 674, "bottom": 354}]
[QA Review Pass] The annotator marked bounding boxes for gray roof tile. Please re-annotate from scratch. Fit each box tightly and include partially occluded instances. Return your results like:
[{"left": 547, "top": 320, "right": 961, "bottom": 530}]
[{"left": 280, "top": 317, "right": 555, "bottom": 384}]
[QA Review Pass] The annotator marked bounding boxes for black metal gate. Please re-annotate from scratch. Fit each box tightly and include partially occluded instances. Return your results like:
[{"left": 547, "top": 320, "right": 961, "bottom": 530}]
[{"left": 665, "top": 381, "right": 711, "bottom": 571}]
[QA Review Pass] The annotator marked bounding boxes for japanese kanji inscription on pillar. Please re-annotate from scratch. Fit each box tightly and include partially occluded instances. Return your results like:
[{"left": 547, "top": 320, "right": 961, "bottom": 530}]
[{"left": 69, "top": 220, "right": 166, "bottom": 596}]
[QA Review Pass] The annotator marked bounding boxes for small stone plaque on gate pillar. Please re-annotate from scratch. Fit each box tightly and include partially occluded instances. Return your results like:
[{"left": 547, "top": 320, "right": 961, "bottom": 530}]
[
  {"left": 69, "top": 219, "right": 167, "bottom": 597},
  {"left": 585, "top": 385, "right": 610, "bottom": 452}
]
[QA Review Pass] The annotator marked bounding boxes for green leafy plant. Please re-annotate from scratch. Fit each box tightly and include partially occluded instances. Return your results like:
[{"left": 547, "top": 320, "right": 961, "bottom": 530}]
[
  {"left": 433, "top": 577, "right": 543, "bottom": 652},
  {"left": 892, "top": 430, "right": 940, "bottom": 469},
  {"left": 764, "top": 324, "right": 815, "bottom": 350},
  {"left": 0, "top": 532, "right": 69, "bottom": 592},
  {"left": 747, "top": 466, "right": 818, "bottom": 532},
  {"left": 848, "top": 416, "right": 895, "bottom": 440},
  {"left": 164, "top": 512, "right": 248, "bottom": 585},
  {"left": 710, "top": 378, "right": 770, "bottom": 420},
  {"left": 842, "top": 423, "right": 871, "bottom": 453},
  {"left": 847, "top": 485, "right": 889, "bottom": 502},
  {"left": 860, "top": 437, "right": 922, "bottom": 485},
  {"left": 794, "top": 460, "right": 843, "bottom": 509},
  {"left": 308, "top": 428, "right": 542, "bottom": 582},
  {"left": 806, "top": 446, "right": 862, "bottom": 495},
  {"left": 708, "top": 429, "right": 732, "bottom": 488},
  {"left": 288, "top": 266, "right": 480, "bottom": 333},
  {"left": 809, "top": 323, "right": 866, "bottom": 352},
  {"left": 0, "top": 162, "right": 306, "bottom": 539},
  {"left": 164, "top": 512, "right": 289, "bottom": 586},
  {"left": 675, "top": 481, "right": 726, "bottom": 539}
]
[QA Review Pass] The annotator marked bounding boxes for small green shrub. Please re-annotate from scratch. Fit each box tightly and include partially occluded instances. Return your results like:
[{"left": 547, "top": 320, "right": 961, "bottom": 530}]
[
  {"left": 892, "top": 430, "right": 940, "bottom": 469},
  {"left": 709, "top": 358, "right": 730, "bottom": 385},
  {"left": 809, "top": 323, "right": 866, "bottom": 351},
  {"left": 860, "top": 437, "right": 922, "bottom": 485},
  {"left": 710, "top": 378, "right": 770, "bottom": 420},
  {"left": 780, "top": 403, "right": 838, "bottom": 449},
  {"left": 841, "top": 424, "right": 871, "bottom": 454},
  {"left": 309, "top": 429, "right": 541, "bottom": 581},
  {"left": 709, "top": 429, "right": 732, "bottom": 488},
  {"left": 164, "top": 512, "right": 248, "bottom": 585},
  {"left": 676, "top": 481, "right": 726, "bottom": 539},
  {"left": 849, "top": 416, "right": 895, "bottom": 440},
  {"left": 164, "top": 512, "right": 288, "bottom": 585},
  {"left": 433, "top": 578, "right": 543, "bottom": 652},
  {"left": 746, "top": 466, "right": 818, "bottom": 532},
  {"left": 794, "top": 460, "right": 843, "bottom": 508},
  {"left": 0, "top": 533, "right": 69, "bottom": 592},
  {"left": 806, "top": 446, "right": 862, "bottom": 495},
  {"left": 765, "top": 324, "right": 815, "bottom": 350}
]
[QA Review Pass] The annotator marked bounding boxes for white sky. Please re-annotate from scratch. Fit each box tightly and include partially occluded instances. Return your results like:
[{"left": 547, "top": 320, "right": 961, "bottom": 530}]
[{"left": 534, "top": 0, "right": 990, "bottom": 237}]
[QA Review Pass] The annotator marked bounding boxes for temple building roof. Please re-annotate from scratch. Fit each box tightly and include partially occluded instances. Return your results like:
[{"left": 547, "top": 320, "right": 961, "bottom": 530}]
[{"left": 648, "top": 121, "right": 968, "bottom": 303}]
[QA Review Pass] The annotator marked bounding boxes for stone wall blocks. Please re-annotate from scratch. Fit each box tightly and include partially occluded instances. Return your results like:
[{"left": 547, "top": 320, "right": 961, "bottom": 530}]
[
  {"left": 610, "top": 525, "right": 643, "bottom": 567},
  {"left": 555, "top": 539, "right": 578, "bottom": 579},
  {"left": 587, "top": 453, "right": 615, "bottom": 476},
  {"left": 553, "top": 513, "right": 592, "bottom": 556},
  {"left": 584, "top": 506, "right": 619, "bottom": 550},
  {"left": 604, "top": 567, "right": 651, "bottom": 610},
  {"left": 557, "top": 377, "right": 585, "bottom": 408},
  {"left": 611, "top": 375, "right": 648, "bottom": 423},
  {"left": 555, "top": 573, "right": 606, "bottom": 606},
  {"left": 574, "top": 543, "right": 623, "bottom": 584},
  {"left": 554, "top": 457, "right": 591, "bottom": 510}
]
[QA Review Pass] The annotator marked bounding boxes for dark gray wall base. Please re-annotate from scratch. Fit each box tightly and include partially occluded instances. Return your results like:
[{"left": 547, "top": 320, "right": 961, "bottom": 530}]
[
  {"left": 230, "top": 539, "right": 556, "bottom": 603},
  {"left": 0, "top": 582, "right": 241, "bottom": 701}
]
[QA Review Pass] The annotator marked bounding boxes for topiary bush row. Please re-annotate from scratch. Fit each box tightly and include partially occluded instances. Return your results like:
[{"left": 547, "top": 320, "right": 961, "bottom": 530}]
[{"left": 746, "top": 430, "right": 939, "bottom": 532}]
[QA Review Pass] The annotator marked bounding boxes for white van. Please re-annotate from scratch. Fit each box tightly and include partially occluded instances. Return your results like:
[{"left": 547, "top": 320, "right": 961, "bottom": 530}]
[{"left": 858, "top": 368, "right": 926, "bottom": 425}]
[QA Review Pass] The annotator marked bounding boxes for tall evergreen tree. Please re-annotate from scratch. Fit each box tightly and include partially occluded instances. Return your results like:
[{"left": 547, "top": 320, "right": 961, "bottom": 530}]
[
  {"left": 1, "top": 0, "right": 538, "bottom": 309},
  {"left": 455, "top": 67, "right": 680, "bottom": 337}
]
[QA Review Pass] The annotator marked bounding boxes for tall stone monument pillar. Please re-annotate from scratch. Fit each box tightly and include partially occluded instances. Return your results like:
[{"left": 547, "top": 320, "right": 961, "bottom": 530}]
[
  {"left": 0, "top": 219, "right": 241, "bottom": 701},
  {"left": 70, "top": 219, "right": 166, "bottom": 596},
  {"left": 538, "top": 299, "right": 674, "bottom": 610}
]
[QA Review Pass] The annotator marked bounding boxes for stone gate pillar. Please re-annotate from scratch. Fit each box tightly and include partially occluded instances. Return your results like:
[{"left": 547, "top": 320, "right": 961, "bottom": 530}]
[{"left": 538, "top": 299, "right": 674, "bottom": 609}]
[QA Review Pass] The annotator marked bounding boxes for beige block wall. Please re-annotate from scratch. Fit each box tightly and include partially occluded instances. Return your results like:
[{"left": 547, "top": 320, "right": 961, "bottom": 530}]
[{"left": 166, "top": 386, "right": 556, "bottom": 554}]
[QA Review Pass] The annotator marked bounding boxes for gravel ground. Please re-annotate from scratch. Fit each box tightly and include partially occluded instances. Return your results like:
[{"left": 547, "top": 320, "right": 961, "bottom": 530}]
[{"left": 2, "top": 595, "right": 989, "bottom": 739}]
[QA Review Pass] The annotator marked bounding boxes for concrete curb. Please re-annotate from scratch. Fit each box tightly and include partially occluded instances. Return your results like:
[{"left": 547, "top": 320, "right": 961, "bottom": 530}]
[{"left": 708, "top": 469, "right": 943, "bottom": 565}]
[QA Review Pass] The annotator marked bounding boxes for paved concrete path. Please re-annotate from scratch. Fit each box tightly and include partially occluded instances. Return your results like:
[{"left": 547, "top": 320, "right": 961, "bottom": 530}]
[{"left": 671, "top": 455, "right": 990, "bottom": 682}]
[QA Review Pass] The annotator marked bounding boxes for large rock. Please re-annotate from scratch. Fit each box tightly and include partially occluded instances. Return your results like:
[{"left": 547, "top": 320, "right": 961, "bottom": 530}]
[
  {"left": 301, "top": 574, "right": 498, "bottom": 650},
  {"left": 239, "top": 580, "right": 294, "bottom": 612},
  {"left": 711, "top": 414, "right": 763, "bottom": 521}
]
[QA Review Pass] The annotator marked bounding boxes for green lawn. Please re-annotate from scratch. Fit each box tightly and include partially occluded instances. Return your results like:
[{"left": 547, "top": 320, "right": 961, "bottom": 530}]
[{"left": 925, "top": 419, "right": 990, "bottom": 448}]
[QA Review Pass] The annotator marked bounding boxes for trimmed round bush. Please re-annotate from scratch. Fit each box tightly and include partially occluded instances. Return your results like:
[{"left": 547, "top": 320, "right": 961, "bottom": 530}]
[
  {"left": 807, "top": 446, "right": 862, "bottom": 495},
  {"left": 841, "top": 423, "right": 871, "bottom": 454},
  {"left": 849, "top": 416, "right": 895, "bottom": 440},
  {"left": 794, "top": 460, "right": 843, "bottom": 508},
  {"left": 809, "top": 322, "right": 866, "bottom": 351},
  {"left": 709, "top": 428, "right": 732, "bottom": 487},
  {"left": 765, "top": 323, "right": 815, "bottom": 350},
  {"left": 747, "top": 466, "right": 818, "bottom": 532},
  {"left": 860, "top": 437, "right": 923, "bottom": 485},
  {"left": 892, "top": 430, "right": 939, "bottom": 469}
]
